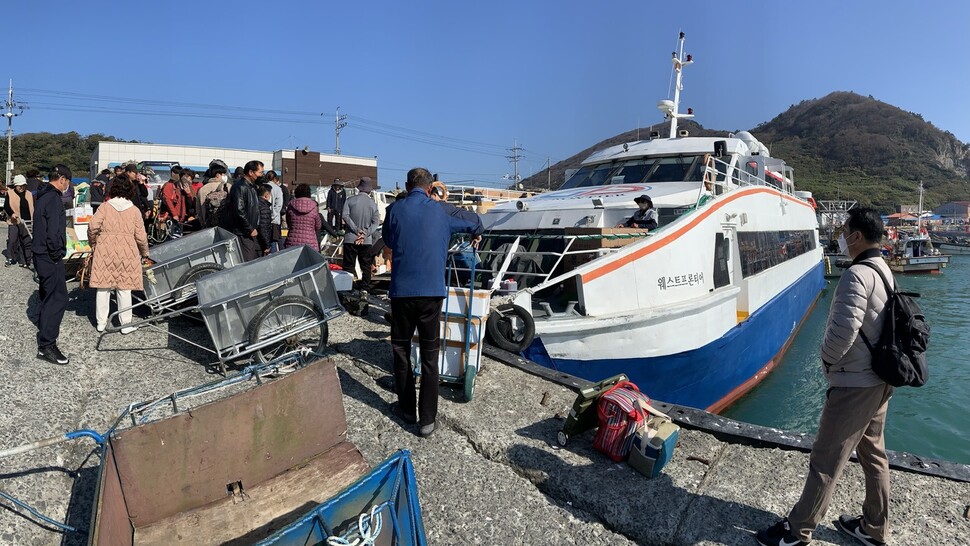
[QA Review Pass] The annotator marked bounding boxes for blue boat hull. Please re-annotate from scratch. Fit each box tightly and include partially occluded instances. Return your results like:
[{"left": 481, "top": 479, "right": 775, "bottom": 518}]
[{"left": 524, "top": 261, "right": 826, "bottom": 411}]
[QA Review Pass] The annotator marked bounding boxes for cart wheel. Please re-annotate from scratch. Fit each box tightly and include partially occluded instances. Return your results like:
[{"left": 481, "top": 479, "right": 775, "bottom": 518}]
[
  {"left": 247, "top": 295, "right": 329, "bottom": 363},
  {"left": 175, "top": 263, "right": 225, "bottom": 301},
  {"left": 557, "top": 430, "right": 569, "bottom": 447},
  {"left": 485, "top": 304, "right": 535, "bottom": 353},
  {"left": 463, "top": 365, "right": 477, "bottom": 402}
]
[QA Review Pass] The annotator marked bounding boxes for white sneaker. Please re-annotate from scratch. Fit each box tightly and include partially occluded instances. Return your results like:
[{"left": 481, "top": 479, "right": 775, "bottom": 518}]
[
  {"left": 121, "top": 326, "right": 138, "bottom": 335},
  {"left": 96, "top": 324, "right": 106, "bottom": 333}
]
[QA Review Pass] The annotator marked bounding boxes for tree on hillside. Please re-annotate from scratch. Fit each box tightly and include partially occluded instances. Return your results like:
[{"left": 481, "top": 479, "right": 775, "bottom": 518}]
[{"left": 0, "top": 132, "right": 132, "bottom": 181}]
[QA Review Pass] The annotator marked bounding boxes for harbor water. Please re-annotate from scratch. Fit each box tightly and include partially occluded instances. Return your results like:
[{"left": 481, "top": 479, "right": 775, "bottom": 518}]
[{"left": 724, "top": 255, "right": 970, "bottom": 464}]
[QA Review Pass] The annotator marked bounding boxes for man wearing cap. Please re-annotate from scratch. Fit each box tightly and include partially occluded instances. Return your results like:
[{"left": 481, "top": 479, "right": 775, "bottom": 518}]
[
  {"left": 326, "top": 178, "right": 346, "bottom": 230},
  {"left": 5, "top": 174, "right": 34, "bottom": 268},
  {"left": 617, "top": 194, "right": 659, "bottom": 230},
  {"left": 32, "top": 164, "right": 72, "bottom": 365},
  {"left": 342, "top": 177, "right": 380, "bottom": 289}
]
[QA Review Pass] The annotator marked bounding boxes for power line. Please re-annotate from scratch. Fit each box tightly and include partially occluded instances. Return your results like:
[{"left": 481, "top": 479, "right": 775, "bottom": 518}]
[{"left": 20, "top": 87, "right": 329, "bottom": 118}]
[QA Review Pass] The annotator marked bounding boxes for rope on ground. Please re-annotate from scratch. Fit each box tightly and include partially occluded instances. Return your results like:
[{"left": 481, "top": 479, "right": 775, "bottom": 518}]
[{"left": 326, "top": 504, "right": 383, "bottom": 545}]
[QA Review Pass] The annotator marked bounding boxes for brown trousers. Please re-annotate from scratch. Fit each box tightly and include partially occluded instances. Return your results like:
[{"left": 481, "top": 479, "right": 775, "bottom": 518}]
[{"left": 788, "top": 383, "right": 893, "bottom": 542}]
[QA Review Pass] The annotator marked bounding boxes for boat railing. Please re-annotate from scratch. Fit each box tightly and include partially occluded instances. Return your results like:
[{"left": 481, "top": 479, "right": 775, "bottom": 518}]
[{"left": 447, "top": 230, "right": 652, "bottom": 292}]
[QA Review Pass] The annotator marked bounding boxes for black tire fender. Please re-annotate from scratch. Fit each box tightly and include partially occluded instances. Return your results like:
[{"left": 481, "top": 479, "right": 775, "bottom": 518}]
[{"left": 485, "top": 303, "right": 535, "bottom": 353}]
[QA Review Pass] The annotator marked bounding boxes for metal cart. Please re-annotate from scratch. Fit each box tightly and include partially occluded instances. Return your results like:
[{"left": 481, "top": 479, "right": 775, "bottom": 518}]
[
  {"left": 139, "top": 227, "right": 243, "bottom": 314},
  {"left": 194, "top": 245, "right": 343, "bottom": 372},
  {"left": 101, "top": 245, "right": 343, "bottom": 375}
]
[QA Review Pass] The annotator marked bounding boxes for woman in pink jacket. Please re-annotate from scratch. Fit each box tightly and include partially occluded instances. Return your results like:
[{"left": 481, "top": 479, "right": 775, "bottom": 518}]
[
  {"left": 284, "top": 184, "right": 322, "bottom": 249},
  {"left": 88, "top": 177, "right": 150, "bottom": 333}
]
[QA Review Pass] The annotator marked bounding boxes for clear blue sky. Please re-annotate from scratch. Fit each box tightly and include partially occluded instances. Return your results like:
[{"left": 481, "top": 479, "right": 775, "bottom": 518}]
[{"left": 6, "top": 0, "right": 969, "bottom": 187}]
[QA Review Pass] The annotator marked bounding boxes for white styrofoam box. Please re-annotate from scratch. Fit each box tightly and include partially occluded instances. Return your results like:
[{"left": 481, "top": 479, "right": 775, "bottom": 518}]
[
  {"left": 73, "top": 205, "right": 94, "bottom": 224},
  {"left": 439, "top": 315, "right": 485, "bottom": 346},
  {"left": 444, "top": 288, "right": 489, "bottom": 318},
  {"left": 330, "top": 270, "right": 353, "bottom": 292},
  {"left": 410, "top": 335, "right": 485, "bottom": 380}
]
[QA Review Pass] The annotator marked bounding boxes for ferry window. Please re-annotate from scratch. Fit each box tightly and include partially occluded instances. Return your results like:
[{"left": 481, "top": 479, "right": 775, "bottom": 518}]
[
  {"left": 560, "top": 164, "right": 618, "bottom": 189},
  {"left": 713, "top": 233, "right": 731, "bottom": 288},
  {"left": 644, "top": 156, "right": 701, "bottom": 182},
  {"left": 737, "top": 230, "right": 817, "bottom": 277},
  {"left": 609, "top": 160, "right": 654, "bottom": 185}
]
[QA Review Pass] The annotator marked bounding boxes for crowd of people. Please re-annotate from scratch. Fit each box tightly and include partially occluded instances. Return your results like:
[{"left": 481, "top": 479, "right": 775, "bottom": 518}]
[{"left": 7, "top": 159, "right": 488, "bottom": 442}]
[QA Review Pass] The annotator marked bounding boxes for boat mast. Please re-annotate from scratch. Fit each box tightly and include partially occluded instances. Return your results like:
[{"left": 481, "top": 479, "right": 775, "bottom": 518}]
[
  {"left": 666, "top": 32, "right": 694, "bottom": 138},
  {"left": 917, "top": 180, "right": 924, "bottom": 231}
]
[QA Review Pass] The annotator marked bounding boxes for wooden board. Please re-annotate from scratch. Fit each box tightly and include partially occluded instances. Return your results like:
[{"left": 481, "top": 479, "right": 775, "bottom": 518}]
[
  {"left": 133, "top": 442, "right": 368, "bottom": 545},
  {"left": 109, "top": 359, "right": 350, "bottom": 528}
]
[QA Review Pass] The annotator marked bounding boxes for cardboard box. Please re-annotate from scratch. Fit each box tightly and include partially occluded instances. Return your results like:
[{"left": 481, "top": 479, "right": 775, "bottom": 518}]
[{"left": 565, "top": 227, "right": 650, "bottom": 250}]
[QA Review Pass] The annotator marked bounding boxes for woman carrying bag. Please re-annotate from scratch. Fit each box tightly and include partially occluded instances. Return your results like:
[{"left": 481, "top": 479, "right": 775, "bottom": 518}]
[{"left": 88, "top": 177, "right": 150, "bottom": 333}]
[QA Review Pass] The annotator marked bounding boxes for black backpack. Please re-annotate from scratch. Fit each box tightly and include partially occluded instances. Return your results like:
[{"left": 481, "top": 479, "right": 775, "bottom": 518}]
[
  {"left": 856, "top": 261, "right": 930, "bottom": 387},
  {"left": 203, "top": 183, "right": 229, "bottom": 229}
]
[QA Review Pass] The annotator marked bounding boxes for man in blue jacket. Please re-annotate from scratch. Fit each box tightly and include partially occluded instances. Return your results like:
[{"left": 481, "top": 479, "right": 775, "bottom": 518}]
[
  {"left": 32, "top": 164, "right": 72, "bottom": 365},
  {"left": 383, "top": 167, "right": 483, "bottom": 437}
]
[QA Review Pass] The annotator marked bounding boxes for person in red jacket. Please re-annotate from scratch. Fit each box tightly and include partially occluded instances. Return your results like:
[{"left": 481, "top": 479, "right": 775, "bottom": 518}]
[{"left": 160, "top": 166, "right": 187, "bottom": 224}]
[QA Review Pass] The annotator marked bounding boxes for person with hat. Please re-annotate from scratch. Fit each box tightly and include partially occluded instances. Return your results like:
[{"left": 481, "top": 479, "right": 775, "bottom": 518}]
[
  {"left": 342, "top": 177, "right": 381, "bottom": 288},
  {"left": 90, "top": 170, "right": 110, "bottom": 213},
  {"left": 326, "top": 178, "right": 347, "bottom": 230},
  {"left": 32, "top": 164, "right": 73, "bottom": 365},
  {"left": 617, "top": 194, "right": 659, "bottom": 230},
  {"left": 5, "top": 174, "right": 34, "bottom": 268}
]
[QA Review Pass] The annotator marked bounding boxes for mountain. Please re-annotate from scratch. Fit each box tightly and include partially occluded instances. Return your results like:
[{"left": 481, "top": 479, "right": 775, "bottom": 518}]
[
  {"left": 522, "top": 92, "right": 970, "bottom": 211},
  {"left": 1, "top": 132, "right": 132, "bottom": 181}
]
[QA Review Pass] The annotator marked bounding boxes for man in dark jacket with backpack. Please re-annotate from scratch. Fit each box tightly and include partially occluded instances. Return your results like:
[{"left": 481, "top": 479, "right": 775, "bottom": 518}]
[
  {"left": 382, "top": 167, "right": 481, "bottom": 438},
  {"left": 758, "top": 207, "right": 894, "bottom": 546},
  {"left": 221, "top": 160, "right": 263, "bottom": 261}
]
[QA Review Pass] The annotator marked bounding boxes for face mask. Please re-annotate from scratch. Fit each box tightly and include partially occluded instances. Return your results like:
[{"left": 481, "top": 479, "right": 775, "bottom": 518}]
[{"left": 838, "top": 232, "right": 850, "bottom": 256}]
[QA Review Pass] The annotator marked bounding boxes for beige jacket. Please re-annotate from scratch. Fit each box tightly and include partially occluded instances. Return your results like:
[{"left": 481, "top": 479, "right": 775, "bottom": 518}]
[
  {"left": 88, "top": 198, "right": 149, "bottom": 290},
  {"left": 821, "top": 250, "right": 893, "bottom": 387}
]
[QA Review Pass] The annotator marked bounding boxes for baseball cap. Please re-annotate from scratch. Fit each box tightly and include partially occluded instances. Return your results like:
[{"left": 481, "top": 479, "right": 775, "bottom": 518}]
[
  {"left": 13, "top": 174, "right": 27, "bottom": 186},
  {"left": 50, "top": 164, "right": 73, "bottom": 182},
  {"left": 358, "top": 177, "right": 373, "bottom": 192}
]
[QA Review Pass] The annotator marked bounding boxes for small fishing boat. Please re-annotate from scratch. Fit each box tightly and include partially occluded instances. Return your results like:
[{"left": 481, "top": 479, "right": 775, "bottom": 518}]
[
  {"left": 931, "top": 236, "right": 970, "bottom": 255},
  {"left": 884, "top": 183, "right": 949, "bottom": 273}
]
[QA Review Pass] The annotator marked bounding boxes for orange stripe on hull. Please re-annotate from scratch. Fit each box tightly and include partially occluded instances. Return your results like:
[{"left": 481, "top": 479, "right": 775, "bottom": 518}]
[{"left": 582, "top": 187, "right": 815, "bottom": 284}]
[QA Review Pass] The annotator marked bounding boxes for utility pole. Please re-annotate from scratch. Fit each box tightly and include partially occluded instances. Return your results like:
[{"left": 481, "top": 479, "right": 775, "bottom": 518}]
[
  {"left": 506, "top": 140, "right": 523, "bottom": 189},
  {"left": 334, "top": 107, "right": 348, "bottom": 155},
  {"left": 4, "top": 80, "right": 26, "bottom": 185},
  {"left": 546, "top": 157, "right": 551, "bottom": 190}
]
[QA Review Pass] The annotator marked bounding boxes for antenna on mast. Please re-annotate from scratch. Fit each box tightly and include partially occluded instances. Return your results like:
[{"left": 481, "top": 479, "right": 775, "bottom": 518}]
[{"left": 657, "top": 32, "right": 694, "bottom": 138}]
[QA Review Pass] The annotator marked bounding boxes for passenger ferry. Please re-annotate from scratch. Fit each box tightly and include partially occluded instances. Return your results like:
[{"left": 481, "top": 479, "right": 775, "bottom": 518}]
[{"left": 473, "top": 33, "right": 825, "bottom": 412}]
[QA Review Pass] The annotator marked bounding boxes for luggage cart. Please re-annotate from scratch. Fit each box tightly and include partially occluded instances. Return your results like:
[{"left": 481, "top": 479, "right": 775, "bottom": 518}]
[
  {"left": 411, "top": 247, "right": 489, "bottom": 402},
  {"left": 100, "top": 245, "right": 344, "bottom": 375}
]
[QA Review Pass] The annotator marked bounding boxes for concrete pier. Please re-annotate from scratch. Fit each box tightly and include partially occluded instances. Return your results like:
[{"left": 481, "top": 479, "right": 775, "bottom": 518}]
[{"left": 1, "top": 269, "right": 968, "bottom": 545}]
